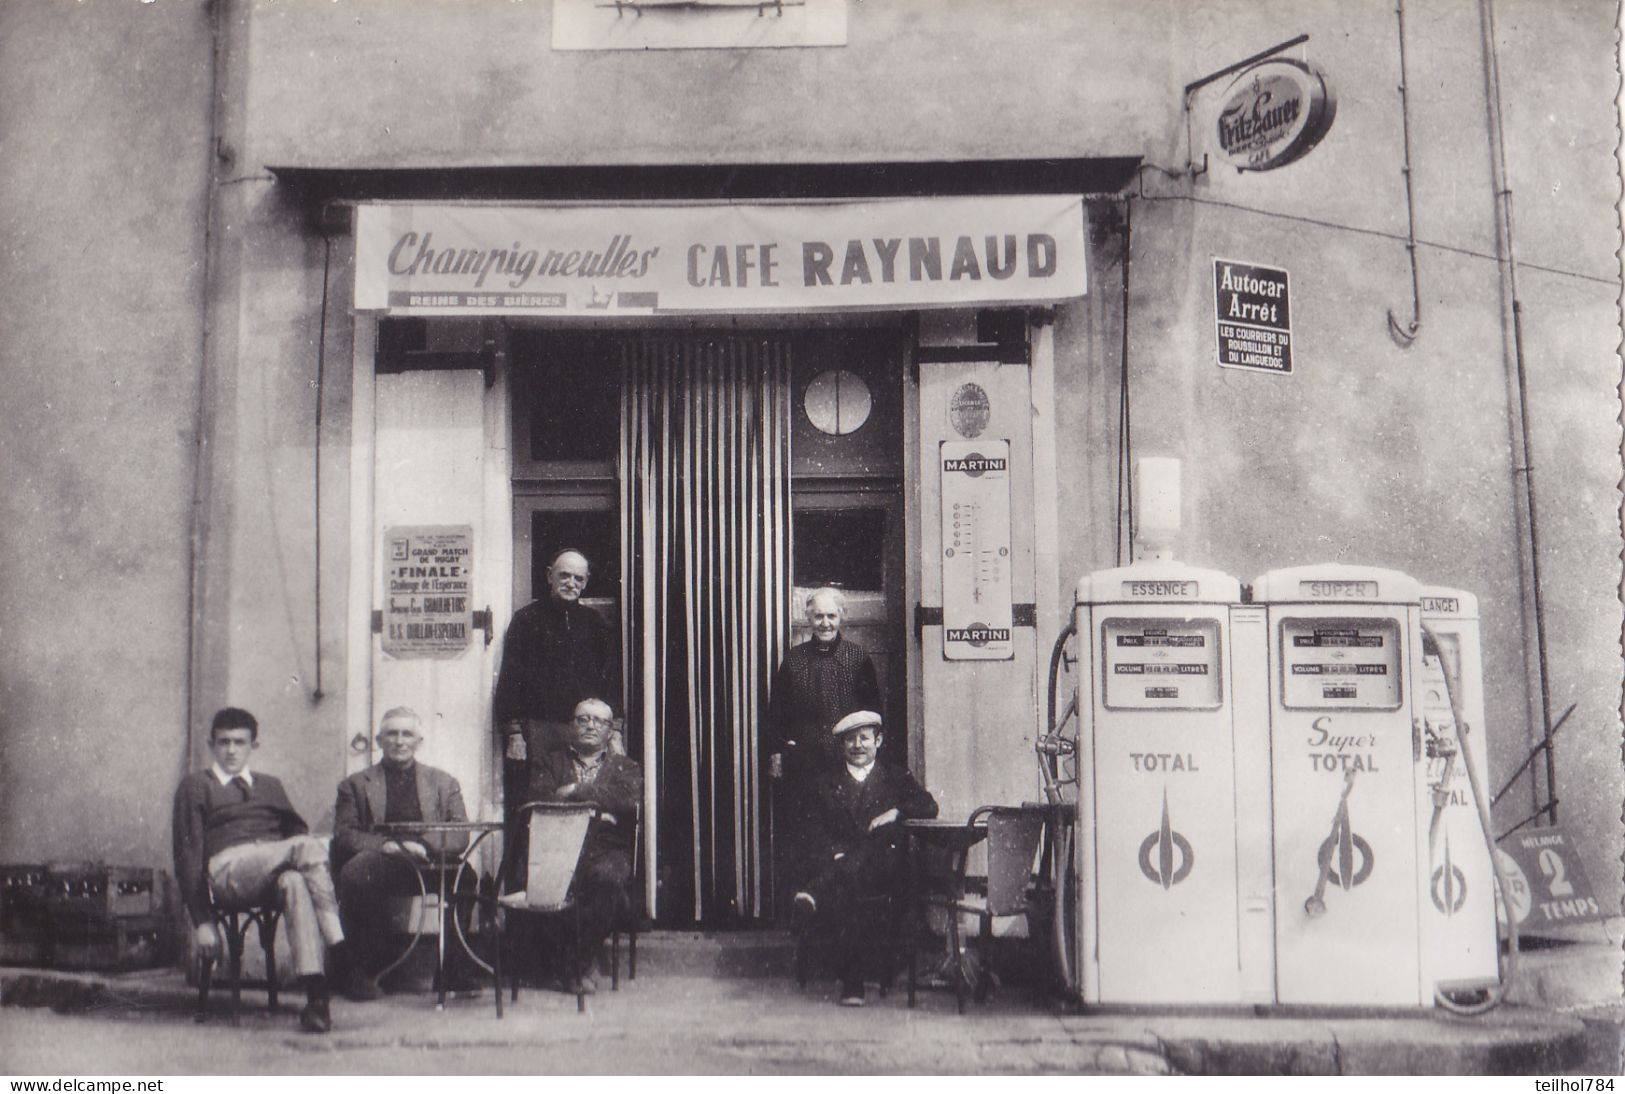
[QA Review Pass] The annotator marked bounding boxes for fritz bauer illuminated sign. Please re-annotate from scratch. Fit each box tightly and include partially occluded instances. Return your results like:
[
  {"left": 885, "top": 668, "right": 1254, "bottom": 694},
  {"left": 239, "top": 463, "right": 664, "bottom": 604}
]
[{"left": 1216, "top": 59, "right": 1337, "bottom": 171}]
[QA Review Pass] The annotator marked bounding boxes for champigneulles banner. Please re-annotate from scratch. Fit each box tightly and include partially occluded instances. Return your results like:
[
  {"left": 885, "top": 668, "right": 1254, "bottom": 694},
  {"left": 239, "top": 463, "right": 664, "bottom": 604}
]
[{"left": 354, "top": 196, "right": 1087, "bottom": 316}]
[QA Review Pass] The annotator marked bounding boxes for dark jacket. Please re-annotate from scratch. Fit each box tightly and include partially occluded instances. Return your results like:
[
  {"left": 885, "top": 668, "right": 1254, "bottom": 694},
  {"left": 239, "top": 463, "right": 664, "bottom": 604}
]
[
  {"left": 527, "top": 748, "right": 643, "bottom": 854},
  {"left": 331, "top": 760, "right": 469, "bottom": 871},
  {"left": 765, "top": 636, "right": 881, "bottom": 756},
  {"left": 171, "top": 770, "right": 307, "bottom": 925},
  {"left": 797, "top": 760, "right": 938, "bottom": 870},
  {"left": 492, "top": 597, "right": 619, "bottom": 727}
]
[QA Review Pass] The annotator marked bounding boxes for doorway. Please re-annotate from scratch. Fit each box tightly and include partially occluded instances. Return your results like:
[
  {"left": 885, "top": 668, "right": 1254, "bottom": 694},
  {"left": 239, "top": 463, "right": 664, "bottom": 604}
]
[{"left": 508, "top": 326, "right": 907, "bottom": 924}]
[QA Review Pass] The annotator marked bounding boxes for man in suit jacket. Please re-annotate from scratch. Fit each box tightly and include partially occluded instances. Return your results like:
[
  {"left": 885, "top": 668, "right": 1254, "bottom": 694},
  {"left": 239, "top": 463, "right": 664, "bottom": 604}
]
[
  {"left": 524, "top": 696, "right": 641, "bottom": 992},
  {"left": 332, "top": 707, "right": 471, "bottom": 997},
  {"left": 172, "top": 707, "right": 349, "bottom": 1033},
  {"left": 792, "top": 709, "right": 938, "bottom": 1007}
]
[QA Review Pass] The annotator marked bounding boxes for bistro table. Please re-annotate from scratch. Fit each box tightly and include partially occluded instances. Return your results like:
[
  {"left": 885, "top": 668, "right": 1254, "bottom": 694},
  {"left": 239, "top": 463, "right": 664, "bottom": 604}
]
[
  {"left": 904, "top": 816, "right": 990, "bottom": 1012},
  {"left": 373, "top": 820, "right": 506, "bottom": 1015}
]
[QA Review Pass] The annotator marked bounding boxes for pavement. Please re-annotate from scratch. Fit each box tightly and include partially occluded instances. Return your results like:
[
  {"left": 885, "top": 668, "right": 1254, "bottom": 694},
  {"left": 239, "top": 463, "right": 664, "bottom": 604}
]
[{"left": 2, "top": 925, "right": 1620, "bottom": 1075}]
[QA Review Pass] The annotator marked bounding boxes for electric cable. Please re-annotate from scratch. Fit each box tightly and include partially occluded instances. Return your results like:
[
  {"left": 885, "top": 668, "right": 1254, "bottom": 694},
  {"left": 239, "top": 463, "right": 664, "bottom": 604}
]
[{"left": 1130, "top": 191, "right": 1612, "bottom": 287}]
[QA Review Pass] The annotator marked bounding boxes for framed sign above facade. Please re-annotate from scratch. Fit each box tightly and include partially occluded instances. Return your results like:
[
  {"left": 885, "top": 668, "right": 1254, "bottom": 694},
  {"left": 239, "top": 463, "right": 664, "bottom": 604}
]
[
  {"left": 1215, "top": 58, "right": 1337, "bottom": 171},
  {"left": 552, "top": 0, "right": 847, "bottom": 50}
]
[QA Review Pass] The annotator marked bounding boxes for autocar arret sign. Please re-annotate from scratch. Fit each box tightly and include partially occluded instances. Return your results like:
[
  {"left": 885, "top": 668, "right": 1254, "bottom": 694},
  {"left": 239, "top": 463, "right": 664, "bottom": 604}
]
[
  {"left": 383, "top": 525, "right": 474, "bottom": 660},
  {"left": 1215, "top": 258, "right": 1292, "bottom": 375},
  {"left": 940, "top": 440, "right": 1014, "bottom": 661}
]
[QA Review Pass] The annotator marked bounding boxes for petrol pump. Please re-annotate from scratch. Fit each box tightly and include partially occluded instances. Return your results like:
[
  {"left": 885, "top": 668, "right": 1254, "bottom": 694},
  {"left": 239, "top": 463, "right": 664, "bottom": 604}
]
[
  {"left": 1068, "top": 459, "right": 1272, "bottom": 1004},
  {"left": 1252, "top": 564, "right": 1430, "bottom": 1006},
  {"left": 1417, "top": 587, "right": 1499, "bottom": 995}
]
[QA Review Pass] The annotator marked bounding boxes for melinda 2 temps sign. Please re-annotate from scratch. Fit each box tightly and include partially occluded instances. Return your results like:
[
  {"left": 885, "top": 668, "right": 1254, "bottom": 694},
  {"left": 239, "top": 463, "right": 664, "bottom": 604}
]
[
  {"left": 1215, "top": 58, "right": 1337, "bottom": 172},
  {"left": 354, "top": 196, "right": 1087, "bottom": 316}
]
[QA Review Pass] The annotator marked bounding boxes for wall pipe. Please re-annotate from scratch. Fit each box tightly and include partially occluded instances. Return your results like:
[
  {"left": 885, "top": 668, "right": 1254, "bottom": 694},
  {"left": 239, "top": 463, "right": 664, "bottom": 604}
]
[
  {"left": 1386, "top": 0, "right": 1422, "bottom": 346},
  {"left": 1480, "top": 0, "right": 1558, "bottom": 821},
  {"left": 184, "top": 1, "right": 233, "bottom": 775},
  {"left": 1115, "top": 200, "right": 1134, "bottom": 565},
  {"left": 311, "top": 231, "right": 333, "bottom": 702}
]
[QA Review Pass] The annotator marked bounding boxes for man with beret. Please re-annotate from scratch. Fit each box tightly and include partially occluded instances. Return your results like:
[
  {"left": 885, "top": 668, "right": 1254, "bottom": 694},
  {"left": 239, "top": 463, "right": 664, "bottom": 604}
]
[{"left": 791, "top": 710, "right": 938, "bottom": 1006}]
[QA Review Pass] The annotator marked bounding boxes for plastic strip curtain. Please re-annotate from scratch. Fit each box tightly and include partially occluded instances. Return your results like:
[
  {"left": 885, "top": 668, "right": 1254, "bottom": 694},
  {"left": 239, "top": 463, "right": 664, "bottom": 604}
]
[{"left": 620, "top": 335, "right": 791, "bottom": 922}]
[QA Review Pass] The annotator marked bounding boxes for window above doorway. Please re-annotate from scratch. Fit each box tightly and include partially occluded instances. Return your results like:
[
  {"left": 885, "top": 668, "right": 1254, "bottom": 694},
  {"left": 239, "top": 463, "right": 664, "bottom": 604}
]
[{"left": 552, "top": 0, "right": 847, "bottom": 51}]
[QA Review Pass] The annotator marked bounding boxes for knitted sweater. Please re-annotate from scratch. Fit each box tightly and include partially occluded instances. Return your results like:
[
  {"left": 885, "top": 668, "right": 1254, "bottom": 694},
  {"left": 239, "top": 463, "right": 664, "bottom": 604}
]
[
  {"left": 764, "top": 636, "right": 882, "bottom": 754},
  {"left": 171, "top": 770, "right": 308, "bottom": 923}
]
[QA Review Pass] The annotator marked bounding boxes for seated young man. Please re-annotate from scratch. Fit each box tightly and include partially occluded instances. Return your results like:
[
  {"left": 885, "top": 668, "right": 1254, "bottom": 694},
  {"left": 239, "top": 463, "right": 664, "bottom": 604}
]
[
  {"left": 791, "top": 709, "right": 939, "bottom": 1007},
  {"left": 171, "top": 707, "right": 352, "bottom": 1033},
  {"left": 523, "top": 696, "right": 641, "bottom": 993},
  {"left": 331, "top": 706, "right": 475, "bottom": 998}
]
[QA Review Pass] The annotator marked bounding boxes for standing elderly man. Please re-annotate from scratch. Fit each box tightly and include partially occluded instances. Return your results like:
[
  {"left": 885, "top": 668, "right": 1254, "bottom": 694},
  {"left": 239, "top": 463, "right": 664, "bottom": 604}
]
[
  {"left": 493, "top": 547, "right": 619, "bottom": 821},
  {"left": 765, "top": 586, "right": 882, "bottom": 782},
  {"left": 172, "top": 707, "right": 351, "bottom": 1033},
  {"left": 526, "top": 696, "right": 642, "bottom": 992},
  {"left": 793, "top": 710, "right": 938, "bottom": 1007},
  {"left": 331, "top": 706, "right": 472, "bottom": 998}
]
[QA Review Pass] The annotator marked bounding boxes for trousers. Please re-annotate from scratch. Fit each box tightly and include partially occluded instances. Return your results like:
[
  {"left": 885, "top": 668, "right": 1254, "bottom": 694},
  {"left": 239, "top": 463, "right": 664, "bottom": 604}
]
[
  {"left": 209, "top": 835, "right": 345, "bottom": 978},
  {"left": 802, "top": 835, "right": 902, "bottom": 990},
  {"left": 336, "top": 851, "right": 477, "bottom": 976}
]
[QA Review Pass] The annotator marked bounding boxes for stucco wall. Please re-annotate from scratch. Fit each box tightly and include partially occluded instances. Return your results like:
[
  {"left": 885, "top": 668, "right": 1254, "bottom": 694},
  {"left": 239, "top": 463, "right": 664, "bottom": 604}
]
[
  {"left": 1064, "top": 0, "right": 1623, "bottom": 910},
  {"left": 213, "top": 181, "right": 359, "bottom": 832},
  {"left": 238, "top": 0, "right": 1172, "bottom": 169},
  {"left": 0, "top": 0, "right": 215, "bottom": 865}
]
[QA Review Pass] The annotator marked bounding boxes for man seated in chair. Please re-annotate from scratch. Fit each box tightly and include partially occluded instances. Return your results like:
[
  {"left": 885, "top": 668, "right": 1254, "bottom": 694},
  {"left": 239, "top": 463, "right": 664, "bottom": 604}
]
[
  {"left": 524, "top": 696, "right": 641, "bottom": 993},
  {"left": 171, "top": 707, "right": 353, "bottom": 1033},
  {"left": 331, "top": 706, "right": 476, "bottom": 999},
  {"left": 791, "top": 709, "right": 939, "bottom": 1007}
]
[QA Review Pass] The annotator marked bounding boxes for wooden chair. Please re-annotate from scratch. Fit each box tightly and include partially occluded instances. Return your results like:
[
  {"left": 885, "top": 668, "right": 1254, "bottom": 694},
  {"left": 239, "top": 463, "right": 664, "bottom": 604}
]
[
  {"left": 497, "top": 801, "right": 596, "bottom": 1012},
  {"left": 957, "top": 805, "right": 1052, "bottom": 1007},
  {"left": 607, "top": 804, "right": 642, "bottom": 991},
  {"left": 196, "top": 890, "right": 282, "bottom": 1026}
]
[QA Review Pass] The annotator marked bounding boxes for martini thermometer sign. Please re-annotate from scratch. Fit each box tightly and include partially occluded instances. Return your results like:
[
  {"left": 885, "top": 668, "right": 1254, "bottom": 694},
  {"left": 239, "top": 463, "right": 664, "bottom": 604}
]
[{"left": 940, "top": 439, "right": 1014, "bottom": 661}]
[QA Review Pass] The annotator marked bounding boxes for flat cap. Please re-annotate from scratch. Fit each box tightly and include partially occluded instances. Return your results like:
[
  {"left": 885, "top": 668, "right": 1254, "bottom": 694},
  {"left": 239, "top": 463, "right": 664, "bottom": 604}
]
[{"left": 831, "top": 710, "right": 882, "bottom": 737}]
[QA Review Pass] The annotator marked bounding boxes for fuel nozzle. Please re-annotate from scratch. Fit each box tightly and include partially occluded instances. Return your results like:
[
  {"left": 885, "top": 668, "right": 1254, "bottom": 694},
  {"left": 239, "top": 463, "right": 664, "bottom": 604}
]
[{"left": 1304, "top": 769, "right": 1359, "bottom": 918}]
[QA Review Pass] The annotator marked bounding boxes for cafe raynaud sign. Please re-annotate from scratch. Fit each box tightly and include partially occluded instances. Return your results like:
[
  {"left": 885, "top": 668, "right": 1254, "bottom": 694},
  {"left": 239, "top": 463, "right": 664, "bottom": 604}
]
[{"left": 353, "top": 196, "right": 1087, "bottom": 316}]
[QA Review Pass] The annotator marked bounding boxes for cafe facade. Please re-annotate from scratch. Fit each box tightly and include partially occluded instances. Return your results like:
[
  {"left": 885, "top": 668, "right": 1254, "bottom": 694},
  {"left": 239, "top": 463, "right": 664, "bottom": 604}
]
[{"left": 3, "top": 0, "right": 1620, "bottom": 926}]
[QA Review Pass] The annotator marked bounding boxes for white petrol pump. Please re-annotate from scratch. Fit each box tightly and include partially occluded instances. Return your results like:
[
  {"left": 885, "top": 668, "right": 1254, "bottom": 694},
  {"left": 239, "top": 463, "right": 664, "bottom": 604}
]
[
  {"left": 1072, "top": 561, "right": 1268, "bottom": 1004},
  {"left": 1417, "top": 587, "right": 1499, "bottom": 994},
  {"left": 1251, "top": 564, "right": 1430, "bottom": 1006},
  {"left": 1053, "top": 460, "right": 1505, "bottom": 1010}
]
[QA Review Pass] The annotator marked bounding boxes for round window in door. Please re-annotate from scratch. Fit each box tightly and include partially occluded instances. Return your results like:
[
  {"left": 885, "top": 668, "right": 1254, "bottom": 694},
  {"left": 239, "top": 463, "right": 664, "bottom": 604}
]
[{"left": 803, "top": 369, "right": 872, "bottom": 436}]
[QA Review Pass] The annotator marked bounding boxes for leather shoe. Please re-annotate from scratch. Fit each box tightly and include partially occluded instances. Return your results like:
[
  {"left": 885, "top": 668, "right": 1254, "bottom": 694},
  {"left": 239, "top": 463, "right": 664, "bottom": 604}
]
[
  {"left": 299, "top": 998, "right": 332, "bottom": 1033},
  {"left": 339, "top": 971, "right": 383, "bottom": 1002}
]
